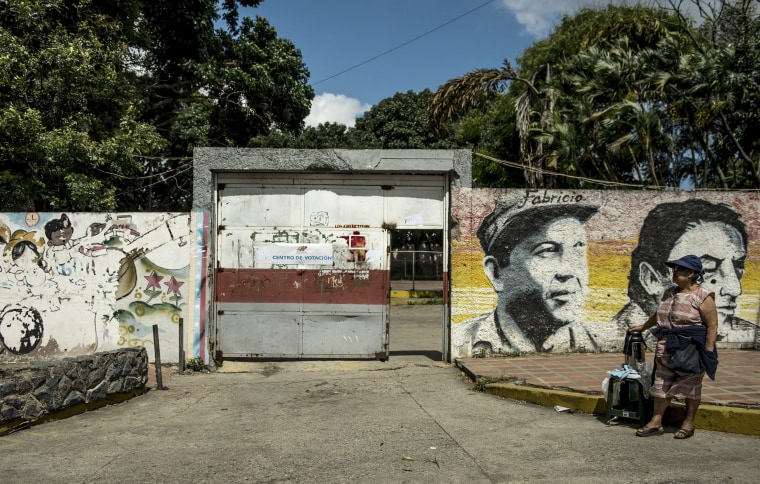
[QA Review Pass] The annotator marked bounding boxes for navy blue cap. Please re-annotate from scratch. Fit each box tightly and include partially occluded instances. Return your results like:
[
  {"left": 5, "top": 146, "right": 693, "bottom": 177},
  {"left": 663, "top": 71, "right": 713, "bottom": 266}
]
[{"left": 665, "top": 255, "right": 704, "bottom": 283}]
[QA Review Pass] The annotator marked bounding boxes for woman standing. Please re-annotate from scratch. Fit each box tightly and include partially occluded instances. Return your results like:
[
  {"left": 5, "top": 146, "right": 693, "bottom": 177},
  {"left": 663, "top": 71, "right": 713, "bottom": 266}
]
[{"left": 628, "top": 254, "right": 719, "bottom": 439}]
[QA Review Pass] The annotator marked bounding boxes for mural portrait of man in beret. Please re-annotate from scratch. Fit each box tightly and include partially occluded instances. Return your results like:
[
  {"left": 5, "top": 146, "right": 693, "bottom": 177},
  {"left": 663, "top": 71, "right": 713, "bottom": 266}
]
[{"left": 453, "top": 191, "right": 601, "bottom": 356}]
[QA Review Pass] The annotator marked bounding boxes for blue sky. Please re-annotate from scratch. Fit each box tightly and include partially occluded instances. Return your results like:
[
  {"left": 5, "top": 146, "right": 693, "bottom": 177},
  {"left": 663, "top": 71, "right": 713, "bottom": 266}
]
[{"left": 241, "top": 1, "right": 688, "bottom": 127}]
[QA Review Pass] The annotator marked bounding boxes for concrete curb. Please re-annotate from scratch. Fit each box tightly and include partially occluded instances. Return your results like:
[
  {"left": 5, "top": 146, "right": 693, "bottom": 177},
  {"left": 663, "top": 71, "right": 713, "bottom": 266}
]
[
  {"left": 485, "top": 382, "right": 606, "bottom": 414},
  {"left": 0, "top": 388, "right": 147, "bottom": 436},
  {"left": 458, "top": 363, "right": 760, "bottom": 437}
]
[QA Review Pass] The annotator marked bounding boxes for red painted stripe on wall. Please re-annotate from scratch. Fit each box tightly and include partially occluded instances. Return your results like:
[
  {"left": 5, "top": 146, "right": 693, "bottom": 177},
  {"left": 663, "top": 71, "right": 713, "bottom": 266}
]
[{"left": 215, "top": 269, "right": 390, "bottom": 305}]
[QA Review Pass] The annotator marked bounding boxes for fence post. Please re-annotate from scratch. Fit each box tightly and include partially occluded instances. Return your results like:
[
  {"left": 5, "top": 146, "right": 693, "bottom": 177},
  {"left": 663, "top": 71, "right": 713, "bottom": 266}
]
[
  {"left": 178, "top": 318, "right": 185, "bottom": 375},
  {"left": 152, "top": 324, "right": 165, "bottom": 390},
  {"left": 412, "top": 250, "right": 416, "bottom": 291}
]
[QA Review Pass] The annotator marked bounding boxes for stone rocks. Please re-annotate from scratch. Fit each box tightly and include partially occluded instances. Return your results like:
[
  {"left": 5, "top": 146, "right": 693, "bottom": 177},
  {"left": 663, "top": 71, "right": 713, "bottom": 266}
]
[{"left": 0, "top": 348, "right": 148, "bottom": 422}]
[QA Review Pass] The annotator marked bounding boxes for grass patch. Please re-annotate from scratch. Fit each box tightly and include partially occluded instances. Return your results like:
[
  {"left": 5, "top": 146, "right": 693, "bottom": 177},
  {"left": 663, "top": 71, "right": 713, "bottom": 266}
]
[
  {"left": 473, "top": 349, "right": 522, "bottom": 358},
  {"left": 472, "top": 376, "right": 518, "bottom": 392},
  {"left": 186, "top": 357, "right": 206, "bottom": 372}
]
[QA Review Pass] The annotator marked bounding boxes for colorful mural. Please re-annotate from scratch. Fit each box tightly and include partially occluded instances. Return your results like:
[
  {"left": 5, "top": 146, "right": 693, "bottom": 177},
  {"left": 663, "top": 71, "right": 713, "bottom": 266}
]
[
  {"left": 4, "top": 190, "right": 756, "bottom": 362},
  {"left": 0, "top": 212, "right": 203, "bottom": 363},
  {"left": 451, "top": 189, "right": 760, "bottom": 357}
]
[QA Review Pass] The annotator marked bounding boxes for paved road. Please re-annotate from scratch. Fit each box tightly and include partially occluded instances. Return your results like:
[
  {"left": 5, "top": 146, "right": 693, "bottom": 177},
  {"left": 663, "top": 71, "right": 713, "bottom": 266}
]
[
  {"left": 1, "top": 306, "right": 758, "bottom": 483},
  {"left": 1, "top": 357, "right": 758, "bottom": 483}
]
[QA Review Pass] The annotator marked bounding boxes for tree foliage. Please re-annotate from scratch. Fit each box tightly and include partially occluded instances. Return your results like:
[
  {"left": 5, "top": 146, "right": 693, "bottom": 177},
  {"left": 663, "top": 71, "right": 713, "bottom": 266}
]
[
  {"left": 353, "top": 90, "right": 460, "bottom": 149},
  {"left": 0, "top": 0, "right": 313, "bottom": 211},
  {"left": 8, "top": 0, "right": 756, "bottom": 206},
  {"left": 250, "top": 89, "right": 464, "bottom": 150},
  {"left": 544, "top": 0, "right": 760, "bottom": 189},
  {"left": 431, "top": 0, "right": 760, "bottom": 190}
]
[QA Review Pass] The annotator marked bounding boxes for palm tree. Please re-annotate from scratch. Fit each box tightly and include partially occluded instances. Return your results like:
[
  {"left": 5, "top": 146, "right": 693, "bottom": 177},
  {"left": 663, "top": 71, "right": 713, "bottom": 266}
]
[
  {"left": 649, "top": 4, "right": 760, "bottom": 189},
  {"left": 428, "top": 4, "right": 684, "bottom": 189},
  {"left": 429, "top": 60, "right": 553, "bottom": 188},
  {"left": 541, "top": 37, "right": 680, "bottom": 188}
]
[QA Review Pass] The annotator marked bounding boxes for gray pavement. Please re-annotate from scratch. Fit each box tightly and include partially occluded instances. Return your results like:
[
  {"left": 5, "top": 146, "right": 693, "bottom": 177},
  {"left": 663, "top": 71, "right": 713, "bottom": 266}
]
[{"left": 1, "top": 305, "right": 759, "bottom": 483}]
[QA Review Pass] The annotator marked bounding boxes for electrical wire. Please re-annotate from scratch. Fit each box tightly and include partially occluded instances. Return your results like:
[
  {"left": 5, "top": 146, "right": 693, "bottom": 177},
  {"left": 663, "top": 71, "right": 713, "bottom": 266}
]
[
  {"left": 141, "top": 165, "right": 194, "bottom": 190},
  {"left": 313, "top": 0, "right": 497, "bottom": 86},
  {"left": 95, "top": 156, "right": 192, "bottom": 180},
  {"left": 475, "top": 152, "right": 760, "bottom": 191},
  {"left": 474, "top": 152, "right": 661, "bottom": 188}
]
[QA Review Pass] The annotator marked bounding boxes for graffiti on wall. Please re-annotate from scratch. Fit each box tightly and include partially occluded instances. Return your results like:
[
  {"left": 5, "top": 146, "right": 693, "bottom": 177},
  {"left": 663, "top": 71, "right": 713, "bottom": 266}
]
[
  {"left": 0, "top": 212, "right": 194, "bottom": 361},
  {"left": 216, "top": 225, "right": 386, "bottom": 302},
  {"left": 451, "top": 189, "right": 760, "bottom": 357},
  {"left": 243, "top": 227, "right": 383, "bottom": 272}
]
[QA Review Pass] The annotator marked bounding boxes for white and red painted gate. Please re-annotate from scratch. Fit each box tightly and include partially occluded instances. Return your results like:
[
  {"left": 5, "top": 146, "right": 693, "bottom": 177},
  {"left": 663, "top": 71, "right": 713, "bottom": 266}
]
[{"left": 212, "top": 173, "right": 445, "bottom": 359}]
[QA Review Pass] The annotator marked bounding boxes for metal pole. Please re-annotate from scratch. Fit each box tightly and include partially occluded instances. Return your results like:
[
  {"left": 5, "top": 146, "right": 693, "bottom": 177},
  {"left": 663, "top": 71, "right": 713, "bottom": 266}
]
[
  {"left": 152, "top": 324, "right": 165, "bottom": 390},
  {"left": 178, "top": 318, "right": 185, "bottom": 374},
  {"left": 412, "top": 250, "right": 416, "bottom": 291}
]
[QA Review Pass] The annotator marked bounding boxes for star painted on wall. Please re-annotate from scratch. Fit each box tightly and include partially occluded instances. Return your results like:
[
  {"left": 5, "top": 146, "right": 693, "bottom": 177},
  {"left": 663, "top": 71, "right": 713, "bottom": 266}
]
[
  {"left": 144, "top": 271, "right": 164, "bottom": 290},
  {"left": 164, "top": 276, "right": 184, "bottom": 296}
]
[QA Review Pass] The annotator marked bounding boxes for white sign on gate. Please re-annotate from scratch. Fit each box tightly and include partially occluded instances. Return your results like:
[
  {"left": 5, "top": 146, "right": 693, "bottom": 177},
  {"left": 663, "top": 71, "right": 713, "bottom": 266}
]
[{"left": 254, "top": 243, "right": 334, "bottom": 265}]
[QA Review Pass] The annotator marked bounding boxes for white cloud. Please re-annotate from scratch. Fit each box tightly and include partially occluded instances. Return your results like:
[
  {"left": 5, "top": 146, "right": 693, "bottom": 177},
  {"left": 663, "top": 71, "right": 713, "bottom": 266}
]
[
  {"left": 499, "top": 0, "right": 705, "bottom": 38},
  {"left": 304, "top": 93, "right": 372, "bottom": 128},
  {"left": 499, "top": 0, "right": 589, "bottom": 37}
]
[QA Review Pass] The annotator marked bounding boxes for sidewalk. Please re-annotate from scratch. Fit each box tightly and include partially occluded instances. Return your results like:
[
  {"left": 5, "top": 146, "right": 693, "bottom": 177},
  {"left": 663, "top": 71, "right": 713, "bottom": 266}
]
[
  {"left": 7, "top": 359, "right": 760, "bottom": 483},
  {"left": 390, "top": 280, "right": 443, "bottom": 292},
  {"left": 456, "top": 349, "right": 760, "bottom": 435}
]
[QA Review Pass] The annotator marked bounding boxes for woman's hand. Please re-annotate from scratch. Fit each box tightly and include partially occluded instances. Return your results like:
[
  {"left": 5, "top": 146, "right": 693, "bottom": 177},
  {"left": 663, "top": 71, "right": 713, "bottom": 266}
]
[{"left": 628, "top": 314, "right": 657, "bottom": 333}]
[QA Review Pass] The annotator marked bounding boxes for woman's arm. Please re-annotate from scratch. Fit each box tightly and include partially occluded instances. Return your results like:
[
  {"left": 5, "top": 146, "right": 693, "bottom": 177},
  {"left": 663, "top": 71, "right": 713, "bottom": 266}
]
[
  {"left": 699, "top": 295, "right": 719, "bottom": 352},
  {"left": 627, "top": 313, "right": 658, "bottom": 333}
]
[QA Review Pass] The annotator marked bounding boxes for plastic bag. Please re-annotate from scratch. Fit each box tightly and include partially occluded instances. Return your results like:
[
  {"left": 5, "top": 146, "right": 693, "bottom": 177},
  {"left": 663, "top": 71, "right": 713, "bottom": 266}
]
[{"left": 601, "top": 374, "right": 621, "bottom": 405}]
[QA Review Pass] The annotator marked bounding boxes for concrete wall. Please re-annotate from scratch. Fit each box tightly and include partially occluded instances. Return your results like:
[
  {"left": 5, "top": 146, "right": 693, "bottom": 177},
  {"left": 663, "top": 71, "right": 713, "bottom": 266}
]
[
  {"left": 194, "top": 148, "right": 472, "bottom": 362},
  {"left": 451, "top": 188, "right": 760, "bottom": 357},
  {"left": 5, "top": 170, "right": 755, "bottom": 362},
  {"left": 0, "top": 212, "right": 208, "bottom": 364},
  {"left": 192, "top": 148, "right": 473, "bottom": 211},
  {"left": 1, "top": 149, "right": 472, "bottom": 365}
]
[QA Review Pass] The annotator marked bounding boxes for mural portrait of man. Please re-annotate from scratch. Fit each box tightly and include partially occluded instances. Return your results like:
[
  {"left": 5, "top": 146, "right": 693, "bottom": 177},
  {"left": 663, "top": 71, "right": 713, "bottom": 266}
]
[
  {"left": 452, "top": 191, "right": 600, "bottom": 356},
  {"left": 612, "top": 199, "right": 757, "bottom": 345}
]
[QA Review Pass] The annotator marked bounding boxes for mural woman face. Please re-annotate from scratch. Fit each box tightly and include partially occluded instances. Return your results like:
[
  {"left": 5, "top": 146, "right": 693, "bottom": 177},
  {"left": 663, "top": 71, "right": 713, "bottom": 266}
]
[
  {"left": 668, "top": 221, "right": 746, "bottom": 325},
  {"left": 499, "top": 216, "right": 589, "bottom": 324}
]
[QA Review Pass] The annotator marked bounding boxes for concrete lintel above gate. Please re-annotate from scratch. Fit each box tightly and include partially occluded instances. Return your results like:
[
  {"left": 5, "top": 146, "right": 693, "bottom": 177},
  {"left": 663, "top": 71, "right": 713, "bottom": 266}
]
[{"left": 192, "top": 148, "right": 472, "bottom": 211}]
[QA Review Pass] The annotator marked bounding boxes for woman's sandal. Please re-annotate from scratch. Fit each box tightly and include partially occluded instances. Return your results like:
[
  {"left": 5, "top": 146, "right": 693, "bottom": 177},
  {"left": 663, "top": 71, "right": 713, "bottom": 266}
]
[
  {"left": 636, "top": 426, "right": 664, "bottom": 437},
  {"left": 674, "top": 427, "right": 695, "bottom": 439}
]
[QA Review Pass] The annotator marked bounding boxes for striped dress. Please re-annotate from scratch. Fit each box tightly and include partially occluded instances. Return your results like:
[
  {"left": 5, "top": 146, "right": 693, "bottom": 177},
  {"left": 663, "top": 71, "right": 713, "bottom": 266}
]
[{"left": 651, "top": 285, "right": 714, "bottom": 400}]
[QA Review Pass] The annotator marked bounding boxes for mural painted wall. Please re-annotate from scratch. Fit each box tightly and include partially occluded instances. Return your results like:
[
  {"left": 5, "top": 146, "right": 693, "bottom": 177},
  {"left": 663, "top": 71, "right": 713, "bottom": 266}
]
[
  {"left": 451, "top": 189, "right": 760, "bottom": 357},
  {"left": 0, "top": 212, "right": 208, "bottom": 364}
]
